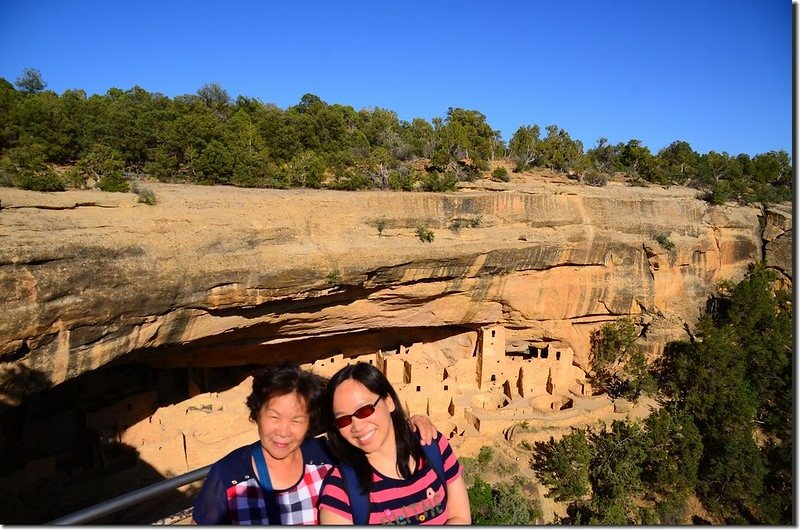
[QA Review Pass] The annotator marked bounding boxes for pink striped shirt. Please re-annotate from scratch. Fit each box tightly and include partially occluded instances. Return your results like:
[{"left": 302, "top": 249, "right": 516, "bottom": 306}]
[{"left": 318, "top": 433, "right": 462, "bottom": 525}]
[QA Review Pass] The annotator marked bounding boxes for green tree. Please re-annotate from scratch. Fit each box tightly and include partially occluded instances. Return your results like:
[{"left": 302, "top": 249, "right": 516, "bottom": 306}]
[
  {"left": 288, "top": 151, "right": 326, "bottom": 188},
  {"left": 223, "top": 108, "right": 271, "bottom": 187},
  {"left": 77, "top": 144, "right": 126, "bottom": 190},
  {"left": 15, "top": 67, "right": 46, "bottom": 93},
  {"left": 618, "top": 139, "right": 655, "bottom": 179},
  {"left": 641, "top": 408, "right": 702, "bottom": 521},
  {"left": 420, "top": 170, "right": 457, "bottom": 192},
  {"left": 197, "top": 82, "right": 230, "bottom": 120},
  {"left": 468, "top": 477, "right": 541, "bottom": 524},
  {"left": 585, "top": 137, "right": 619, "bottom": 174},
  {"left": 589, "top": 318, "right": 655, "bottom": 400},
  {"left": 588, "top": 420, "right": 648, "bottom": 521},
  {"left": 538, "top": 124, "right": 584, "bottom": 173},
  {"left": 431, "top": 108, "right": 497, "bottom": 175},
  {"left": 659, "top": 317, "right": 766, "bottom": 521},
  {"left": 192, "top": 139, "right": 234, "bottom": 184},
  {"left": 655, "top": 140, "right": 699, "bottom": 185},
  {"left": 532, "top": 429, "right": 591, "bottom": 502},
  {"left": 400, "top": 117, "right": 435, "bottom": 158},
  {"left": 508, "top": 124, "right": 541, "bottom": 171},
  {"left": 1, "top": 143, "right": 65, "bottom": 191}
]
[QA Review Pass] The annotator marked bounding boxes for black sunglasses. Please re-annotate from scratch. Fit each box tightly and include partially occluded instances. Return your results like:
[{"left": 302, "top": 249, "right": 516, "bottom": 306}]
[{"left": 334, "top": 395, "right": 382, "bottom": 429}]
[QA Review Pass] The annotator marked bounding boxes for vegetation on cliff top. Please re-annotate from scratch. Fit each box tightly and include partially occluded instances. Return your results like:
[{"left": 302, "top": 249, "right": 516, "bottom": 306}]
[{"left": 0, "top": 69, "right": 792, "bottom": 206}]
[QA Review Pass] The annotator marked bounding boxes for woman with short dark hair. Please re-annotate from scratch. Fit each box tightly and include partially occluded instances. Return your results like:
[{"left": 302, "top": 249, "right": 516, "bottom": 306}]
[{"left": 192, "top": 361, "right": 331, "bottom": 525}]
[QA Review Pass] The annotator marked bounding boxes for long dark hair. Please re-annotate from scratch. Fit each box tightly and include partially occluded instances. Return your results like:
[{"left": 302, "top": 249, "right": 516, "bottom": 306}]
[
  {"left": 324, "top": 362, "right": 421, "bottom": 493},
  {"left": 246, "top": 361, "right": 329, "bottom": 437}
]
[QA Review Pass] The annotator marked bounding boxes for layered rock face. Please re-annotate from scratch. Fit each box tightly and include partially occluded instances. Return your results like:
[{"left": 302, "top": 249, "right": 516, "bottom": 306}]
[{"left": 0, "top": 179, "right": 791, "bottom": 402}]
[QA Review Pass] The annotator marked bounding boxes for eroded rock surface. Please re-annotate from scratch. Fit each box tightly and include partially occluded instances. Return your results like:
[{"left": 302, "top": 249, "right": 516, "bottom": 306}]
[{"left": 0, "top": 179, "right": 789, "bottom": 401}]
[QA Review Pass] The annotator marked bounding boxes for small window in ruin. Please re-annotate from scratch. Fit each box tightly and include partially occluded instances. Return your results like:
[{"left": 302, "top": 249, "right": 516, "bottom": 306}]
[
  {"left": 556, "top": 351, "right": 561, "bottom": 360},
  {"left": 416, "top": 386, "right": 421, "bottom": 392},
  {"left": 369, "top": 360, "right": 373, "bottom": 364},
  {"left": 491, "top": 330, "right": 496, "bottom": 338},
  {"left": 541, "top": 350, "right": 549, "bottom": 359},
  {"left": 444, "top": 385, "right": 449, "bottom": 391},
  {"left": 490, "top": 374, "right": 496, "bottom": 382}
]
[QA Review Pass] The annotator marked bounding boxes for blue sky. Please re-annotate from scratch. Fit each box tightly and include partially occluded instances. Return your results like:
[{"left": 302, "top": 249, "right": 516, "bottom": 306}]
[{"left": 0, "top": 0, "right": 792, "bottom": 157}]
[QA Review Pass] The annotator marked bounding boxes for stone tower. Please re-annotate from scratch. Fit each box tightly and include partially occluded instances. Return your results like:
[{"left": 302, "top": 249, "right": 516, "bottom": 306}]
[{"left": 476, "top": 324, "right": 506, "bottom": 389}]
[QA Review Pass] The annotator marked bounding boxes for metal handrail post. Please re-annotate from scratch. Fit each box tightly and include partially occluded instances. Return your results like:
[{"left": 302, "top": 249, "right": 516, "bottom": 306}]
[{"left": 48, "top": 464, "right": 212, "bottom": 525}]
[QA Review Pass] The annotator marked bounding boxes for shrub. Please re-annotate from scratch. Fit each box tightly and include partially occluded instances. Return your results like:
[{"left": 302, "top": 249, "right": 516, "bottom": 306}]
[
  {"left": 16, "top": 169, "right": 66, "bottom": 192},
  {"left": 374, "top": 217, "right": 388, "bottom": 236},
  {"left": 627, "top": 176, "right": 650, "bottom": 187},
  {"left": 130, "top": 182, "right": 157, "bottom": 205},
  {"left": 449, "top": 216, "right": 482, "bottom": 232},
  {"left": 388, "top": 168, "right": 423, "bottom": 191},
  {"left": 491, "top": 166, "right": 510, "bottom": 182},
  {"left": 469, "top": 477, "right": 543, "bottom": 524},
  {"left": 415, "top": 226, "right": 434, "bottom": 243},
  {"left": 97, "top": 172, "right": 129, "bottom": 192},
  {"left": 584, "top": 169, "right": 608, "bottom": 187},
  {"left": 332, "top": 170, "right": 372, "bottom": 191},
  {"left": 63, "top": 167, "right": 87, "bottom": 189},
  {"left": 653, "top": 233, "right": 675, "bottom": 251},
  {"left": 326, "top": 269, "right": 342, "bottom": 284},
  {"left": 701, "top": 180, "right": 733, "bottom": 205},
  {"left": 77, "top": 144, "right": 125, "bottom": 182},
  {"left": 1, "top": 144, "right": 65, "bottom": 191},
  {"left": 421, "top": 170, "right": 458, "bottom": 192},
  {"left": 477, "top": 445, "right": 494, "bottom": 464}
]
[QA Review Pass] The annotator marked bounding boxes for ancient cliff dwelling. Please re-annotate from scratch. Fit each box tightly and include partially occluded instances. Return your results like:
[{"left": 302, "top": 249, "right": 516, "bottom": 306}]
[{"left": 0, "top": 180, "right": 791, "bottom": 523}]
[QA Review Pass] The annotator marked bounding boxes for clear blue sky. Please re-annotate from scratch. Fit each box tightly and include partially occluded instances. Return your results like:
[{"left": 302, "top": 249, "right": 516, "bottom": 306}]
[{"left": 0, "top": 0, "right": 792, "bottom": 157}]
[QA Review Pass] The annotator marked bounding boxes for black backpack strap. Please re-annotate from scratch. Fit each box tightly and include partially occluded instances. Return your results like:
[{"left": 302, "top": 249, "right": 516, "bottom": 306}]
[
  {"left": 343, "top": 433, "right": 447, "bottom": 525},
  {"left": 340, "top": 462, "right": 369, "bottom": 525},
  {"left": 419, "top": 433, "right": 448, "bottom": 505}
]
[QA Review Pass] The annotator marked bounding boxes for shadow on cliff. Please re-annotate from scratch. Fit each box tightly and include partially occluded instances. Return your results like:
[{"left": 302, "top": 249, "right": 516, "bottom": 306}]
[
  {"left": 1, "top": 440, "right": 202, "bottom": 524},
  {"left": 0, "top": 363, "right": 214, "bottom": 524},
  {"left": 0, "top": 362, "right": 52, "bottom": 414}
]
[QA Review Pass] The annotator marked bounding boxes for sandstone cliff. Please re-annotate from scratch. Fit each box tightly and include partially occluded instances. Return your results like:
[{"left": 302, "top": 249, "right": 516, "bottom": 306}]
[{"left": 0, "top": 177, "right": 792, "bottom": 402}]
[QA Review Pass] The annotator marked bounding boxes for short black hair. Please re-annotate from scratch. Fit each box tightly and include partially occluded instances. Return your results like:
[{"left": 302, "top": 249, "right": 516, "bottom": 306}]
[{"left": 246, "top": 361, "right": 329, "bottom": 437}]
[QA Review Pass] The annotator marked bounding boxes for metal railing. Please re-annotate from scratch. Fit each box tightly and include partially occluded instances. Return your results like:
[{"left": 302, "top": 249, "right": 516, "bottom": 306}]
[{"left": 48, "top": 464, "right": 212, "bottom": 525}]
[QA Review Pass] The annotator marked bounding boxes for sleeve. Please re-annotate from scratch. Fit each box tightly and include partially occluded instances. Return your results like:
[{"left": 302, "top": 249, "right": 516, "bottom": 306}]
[
  {"left": 192, "top": 461, "right": 229, "bottom": 524},
  {"left": 436, "top": 431, "right": 463, "bottom": 484},
  {"left": 316, "top": 466, "right": 354, "bottom": 521},
  {"left": 302, "top": 436, "right": 336, "bottom": 465}
]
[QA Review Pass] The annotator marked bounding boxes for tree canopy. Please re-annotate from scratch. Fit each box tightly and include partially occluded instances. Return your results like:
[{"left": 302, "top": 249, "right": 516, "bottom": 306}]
[{"left": 0, "top": 68, "right": 792, "bottom": 205}]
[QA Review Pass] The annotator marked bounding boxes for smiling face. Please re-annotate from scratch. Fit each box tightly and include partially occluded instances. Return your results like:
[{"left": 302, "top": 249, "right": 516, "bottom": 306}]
[
  {"left": 332, "top": 378, "right": 396, "bottom": 456},
  {"left": 256, "top": 391, "right": 310, "bottom": 462}
]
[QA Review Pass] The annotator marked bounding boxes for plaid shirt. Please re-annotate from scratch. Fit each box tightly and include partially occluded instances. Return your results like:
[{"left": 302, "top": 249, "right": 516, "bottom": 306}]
[{"left": 193, "top": 438, "right": 333, "bottom": 525}]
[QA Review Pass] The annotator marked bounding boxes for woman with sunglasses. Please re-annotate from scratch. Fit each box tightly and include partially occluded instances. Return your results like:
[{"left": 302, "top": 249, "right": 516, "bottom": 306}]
[
  {"left": 191, "top": 361, "right": 437, "bottom": 525},
  {"left": 318, "top": 362, "right": 471, "bottom": 525}
]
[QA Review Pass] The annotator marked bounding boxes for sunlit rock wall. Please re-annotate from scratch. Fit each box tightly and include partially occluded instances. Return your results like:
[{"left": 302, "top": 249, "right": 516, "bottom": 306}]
[{"left": 0, "top": 181, "right": 790, "bottom": 402}]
